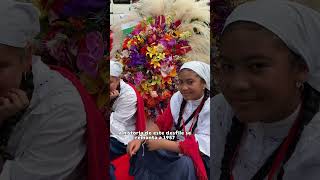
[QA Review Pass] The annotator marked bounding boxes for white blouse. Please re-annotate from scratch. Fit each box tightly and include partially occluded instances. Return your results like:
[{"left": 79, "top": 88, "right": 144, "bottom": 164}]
[
  {"left": 170, "top": 91, "right": 210, "bottom": 157},
  {"left": 211, "top": 93, "right": 320, "bottom": 180},
  {"left": 233, "top": 104, "right": 300, "bottom": 180},
  {"left": 0, "top": 57, "right": 87, "bottom": 180},
  {"left": 110, "top": 80, "right": 137, "bottom": 145}
]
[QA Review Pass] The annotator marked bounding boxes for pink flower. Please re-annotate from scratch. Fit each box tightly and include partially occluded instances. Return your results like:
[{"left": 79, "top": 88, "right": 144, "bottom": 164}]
[{"left": 160, "top": 63, "right": 174, "bottom": 78}]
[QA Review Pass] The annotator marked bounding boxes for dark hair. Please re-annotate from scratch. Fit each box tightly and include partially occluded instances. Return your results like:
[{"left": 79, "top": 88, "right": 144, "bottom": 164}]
[{"left": 179, "top": 68, "right": 206, "bottom": 84}]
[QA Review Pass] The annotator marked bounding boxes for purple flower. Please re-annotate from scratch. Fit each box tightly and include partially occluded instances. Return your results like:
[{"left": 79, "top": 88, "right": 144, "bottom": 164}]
[
  {"left": 129, "top": 45, "right": 138, "bottom": 51},
  {"left": 76, "top": 53, "right": 98, "bottom": 77},
  {"left": 178, "top": 40, "right": 189, "bottom": 46},
  {"left": 167, "top": 39, "right": 176, "bottom": 47},
  {"left": 134, "top": 72, "right": 144, "bottom": 85},
  {"left": 129, "top": 51, "right": 146, "bottom": 67},
  {"left": 159, "top": 39, "right": 168, "bottom": 47},
  {"left": 76, "top": 31, "right": 103, "bottom": 77},
  {"left": 86, "top": 31, "right": 104, "bottom": 60},
  {"left": 160, "top": 38, "right": 176, "bottom": 48}
]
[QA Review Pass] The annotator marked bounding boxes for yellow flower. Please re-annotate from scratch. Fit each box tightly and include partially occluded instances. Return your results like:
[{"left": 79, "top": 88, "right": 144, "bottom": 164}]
[
  {"left": 141, "top": 81, "right": 152, "bottom": 92},
  {"left": 135, "top": 35, "right": 144, "bottom": 44},
  {"left": 165, "top": 15, "right": 173, "bottom": 26},
  {"left": 150, "top": 57, "right": 161, "bottom": 68},
  {"left": 150, "top": 75, "right": 161, "bottom": 85},
  {"left": 173, "top": 30, "right": 181, "bottom": 38},
  {"left": 179, "top": 31, "right": 192, "bottom": 40},
  {"left": 156, "top": 53, "right": 165, "bottom": 61},
  {"left": 146, "top": 46, "right": 157, "bottom": 58}
]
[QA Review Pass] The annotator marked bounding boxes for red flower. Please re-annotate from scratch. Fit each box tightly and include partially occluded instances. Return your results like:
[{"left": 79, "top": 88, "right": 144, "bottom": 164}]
[
  {"left": 122, "top": 38, "right": 130, "bottom": 49},
  {"left": 146, "top": 97, "right": 158, "bottom": 108},
  {"left": 161, "top": 90, "right": 172, "bottom": 100},
  {"left": 175, "top": 44, "right": 192, "bottom": 55},
  {"left": 173, "top": 20, "right": 181, "bottom": 29},
  {"left": 140, "top": 45, "right": 148, "bottom": 55}
]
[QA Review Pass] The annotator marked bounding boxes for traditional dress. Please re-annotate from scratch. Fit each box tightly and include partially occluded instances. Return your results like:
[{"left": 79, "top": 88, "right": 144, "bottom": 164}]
[
  {"left": 211, "top": 1, "right": 320, "bottom": 179},
  {"left": 130, "top": 61, "right": 210, "bottom": 180}
]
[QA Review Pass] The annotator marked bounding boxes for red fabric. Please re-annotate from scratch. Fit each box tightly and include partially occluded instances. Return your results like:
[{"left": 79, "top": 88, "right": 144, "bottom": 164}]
[
  {"left": 179, "top": 135, "right": 208, "bottom": 180},
  {"left": 156, "top": 104, "right": 207, "bottom": 180},
  {"left": 110, "top": 31, "right": 113, "bottom": 52},
  {"left": 155, "top": 104, "right": 173, "bottom": 132},
  {"left": 50, "top": 66, "right": 108, "bottom": 180},
  {"left": 128, "top": 84, "right": 146, "bottom": 132},
  {"left": 113, "top": 154, "right": 134, "bottom": 180}
]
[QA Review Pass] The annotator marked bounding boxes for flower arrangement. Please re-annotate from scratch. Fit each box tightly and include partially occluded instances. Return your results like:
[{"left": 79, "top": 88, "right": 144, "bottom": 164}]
[
  {"left": 111, "top": 0, "right": 211, "bottom": 118},
  {"left": 114, "top": 14, "right": 194, "bottom": 118},
  {"left": 32, "top": 0, "right": 110, "bottom": 110}
]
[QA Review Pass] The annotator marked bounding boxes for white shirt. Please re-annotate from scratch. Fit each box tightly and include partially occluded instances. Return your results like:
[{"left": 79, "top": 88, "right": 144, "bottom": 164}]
[
  {"left": 0, "top": 57, "right": 87, "bottom": 180},
  {"left": 233, "top": 104, "right": 300, "bottom": 180},
  {"left": 110, "top": 80, "right": 137, "bottom": 145},
  {"left": 211, "top": 93, "right": 320, "bottom": 180},
  {"left": 170, "top": 91, "right": 210, "bottom": 157}
]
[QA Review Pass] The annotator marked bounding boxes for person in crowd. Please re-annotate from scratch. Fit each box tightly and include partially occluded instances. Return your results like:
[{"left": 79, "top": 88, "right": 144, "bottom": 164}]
[{"left": 128, "top": 61, "right": 210, "bottom": 180}]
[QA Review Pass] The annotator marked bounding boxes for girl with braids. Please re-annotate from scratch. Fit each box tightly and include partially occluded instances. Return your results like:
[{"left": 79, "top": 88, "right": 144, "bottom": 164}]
[
  {"left": 127, "top": 61, "right": 210, "bottom": 180},
  {"left": 212, "top": 0, "right": 320, "bottom": 179}
]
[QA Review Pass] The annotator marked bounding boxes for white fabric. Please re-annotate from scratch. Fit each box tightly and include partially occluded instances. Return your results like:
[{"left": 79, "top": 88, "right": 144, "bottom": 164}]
[
  {"left": 170, "top": 91, "right": 210, "bottom": 157},
  {"left": 180, "top": 61, "right": 210, "bottom": 90},
  {"left": 211, "top": 94, "right": 320, "bottom": 180},
  {"left": 0, "top": 57, "right": 87, "bottom": 180},
  {"left": 110, "top": 60, "right": 123, "bottom": 77},
  {"left": 0, "top": 0, "right": 40, "bottom": 48},
  {"left": 233, "top": 104, "right": 300, "bottom": 180},
  {"left": 110, "top": 80, "right": 137, "bottom": 145},
  {"left": 223, "top": 0, "right": 320, "bottom": 92}
]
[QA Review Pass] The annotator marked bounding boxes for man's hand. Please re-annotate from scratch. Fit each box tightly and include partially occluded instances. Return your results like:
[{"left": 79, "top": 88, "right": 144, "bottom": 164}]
[
  {"left": 0, "top": 89, "right": 29, "bottom": 123},
  {"left": 110, "top": 90, "right": 120, "bottom": 100}
]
